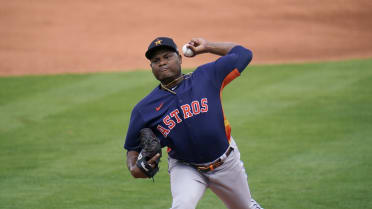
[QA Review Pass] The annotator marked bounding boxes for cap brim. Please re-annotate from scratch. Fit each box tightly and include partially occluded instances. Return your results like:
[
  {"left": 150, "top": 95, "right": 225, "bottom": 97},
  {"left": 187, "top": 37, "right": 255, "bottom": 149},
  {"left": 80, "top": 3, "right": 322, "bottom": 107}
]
[{"left": 145, "top": 46, "right": 178, "bottom": 60}]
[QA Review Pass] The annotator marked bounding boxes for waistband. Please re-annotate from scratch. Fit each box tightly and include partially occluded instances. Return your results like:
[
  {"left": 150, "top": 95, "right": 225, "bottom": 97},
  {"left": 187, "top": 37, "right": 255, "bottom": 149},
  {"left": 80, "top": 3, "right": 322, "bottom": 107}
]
[{"left": 191, "top": 146, "right": 234, "bottom": 172}]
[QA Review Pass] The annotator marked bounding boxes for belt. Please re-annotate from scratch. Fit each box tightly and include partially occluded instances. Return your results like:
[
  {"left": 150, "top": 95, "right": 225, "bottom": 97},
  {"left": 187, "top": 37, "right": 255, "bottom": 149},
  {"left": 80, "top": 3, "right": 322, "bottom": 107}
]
[{"left": 193, "top": 147, "right": 234, "bottom": 172}]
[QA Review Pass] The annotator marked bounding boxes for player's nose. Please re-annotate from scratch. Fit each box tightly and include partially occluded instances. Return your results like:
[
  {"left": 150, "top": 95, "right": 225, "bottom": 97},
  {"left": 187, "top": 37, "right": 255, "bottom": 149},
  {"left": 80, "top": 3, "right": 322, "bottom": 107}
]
[{"left": 159, "top": 57, "right": 169, "bottom": 66}]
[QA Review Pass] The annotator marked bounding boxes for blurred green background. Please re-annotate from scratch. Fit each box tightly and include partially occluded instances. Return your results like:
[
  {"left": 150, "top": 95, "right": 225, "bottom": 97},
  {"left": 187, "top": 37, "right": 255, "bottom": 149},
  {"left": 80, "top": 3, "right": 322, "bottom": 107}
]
[{"left": 1, "top": 59, "right": 371, "bottom": 209}]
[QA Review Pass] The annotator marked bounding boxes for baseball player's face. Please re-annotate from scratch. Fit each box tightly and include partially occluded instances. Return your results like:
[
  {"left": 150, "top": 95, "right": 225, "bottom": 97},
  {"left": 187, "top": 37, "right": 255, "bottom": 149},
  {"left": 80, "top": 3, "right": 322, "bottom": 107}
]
[{"left": 150, "top": 49, "right": 182, "bottom": 85}]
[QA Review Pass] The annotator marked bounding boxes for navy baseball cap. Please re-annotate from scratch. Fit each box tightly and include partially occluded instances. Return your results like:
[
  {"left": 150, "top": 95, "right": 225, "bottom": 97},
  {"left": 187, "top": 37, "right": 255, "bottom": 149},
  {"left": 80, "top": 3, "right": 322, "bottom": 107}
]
[{"left": 145, "top": 37, "right": 179, "bottom": 60}]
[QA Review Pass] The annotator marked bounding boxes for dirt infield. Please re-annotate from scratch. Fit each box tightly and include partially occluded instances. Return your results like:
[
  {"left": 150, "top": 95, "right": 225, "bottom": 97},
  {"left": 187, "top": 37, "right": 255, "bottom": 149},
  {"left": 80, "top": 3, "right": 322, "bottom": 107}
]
[{"left": 1, "top": 0, "right": 372, "bottom": 76}]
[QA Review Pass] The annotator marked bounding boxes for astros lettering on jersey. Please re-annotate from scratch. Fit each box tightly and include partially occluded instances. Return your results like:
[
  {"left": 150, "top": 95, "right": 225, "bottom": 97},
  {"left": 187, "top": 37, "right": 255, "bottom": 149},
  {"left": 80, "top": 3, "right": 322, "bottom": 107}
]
[{"left": 157, "top": 97, "right": 208, "bottom": 137}]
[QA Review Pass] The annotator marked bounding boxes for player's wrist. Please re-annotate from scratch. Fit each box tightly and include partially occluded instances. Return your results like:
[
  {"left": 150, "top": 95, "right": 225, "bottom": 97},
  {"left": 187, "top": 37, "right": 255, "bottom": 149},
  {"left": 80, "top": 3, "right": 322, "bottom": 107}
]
[
  {"left": 206, "top": 42, "right": 237, "bottom": 56},
  {"left": 203, "top": 41, "right": 214, "bottom": 53},
  {"left": 130, "top": 165, "right": 148, "bottom": 178}
]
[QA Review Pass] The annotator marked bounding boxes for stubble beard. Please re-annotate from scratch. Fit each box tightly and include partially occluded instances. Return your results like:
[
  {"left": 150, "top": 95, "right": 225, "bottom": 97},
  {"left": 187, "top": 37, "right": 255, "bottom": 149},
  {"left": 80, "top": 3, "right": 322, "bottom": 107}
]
[{"left": 159, "top": 68, "right": 182, "bottom": 86}]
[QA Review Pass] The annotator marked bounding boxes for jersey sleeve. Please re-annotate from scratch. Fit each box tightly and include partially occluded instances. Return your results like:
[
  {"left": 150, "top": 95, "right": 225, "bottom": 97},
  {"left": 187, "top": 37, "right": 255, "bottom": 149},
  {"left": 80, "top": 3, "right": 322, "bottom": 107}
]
[
  {"left": 207, "top": 45, "right": 253, "bottom": 88},
  {"left": 124, "top": 107, "right": 145, "bottom": 152}
]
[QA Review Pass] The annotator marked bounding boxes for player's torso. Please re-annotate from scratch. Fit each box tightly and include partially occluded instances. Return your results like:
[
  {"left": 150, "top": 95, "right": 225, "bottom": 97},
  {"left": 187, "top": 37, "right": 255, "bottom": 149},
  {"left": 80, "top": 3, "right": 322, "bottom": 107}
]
[{"left": 140, "top": 72, "right": 229, "bottom": 163}]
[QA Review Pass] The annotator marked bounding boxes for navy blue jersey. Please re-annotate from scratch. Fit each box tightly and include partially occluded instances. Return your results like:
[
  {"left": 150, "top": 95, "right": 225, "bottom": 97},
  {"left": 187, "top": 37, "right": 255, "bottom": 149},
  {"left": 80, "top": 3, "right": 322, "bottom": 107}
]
[{"left": 124, "top": 46, "right": 253, "bottom": 164}]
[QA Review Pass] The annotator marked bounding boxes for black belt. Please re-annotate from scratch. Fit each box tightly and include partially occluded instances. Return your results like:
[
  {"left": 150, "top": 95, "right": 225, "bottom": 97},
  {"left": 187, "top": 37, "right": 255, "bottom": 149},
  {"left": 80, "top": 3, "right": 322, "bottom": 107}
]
[{"left": 192, "top": 147, "right": 234, "bottom": 172}]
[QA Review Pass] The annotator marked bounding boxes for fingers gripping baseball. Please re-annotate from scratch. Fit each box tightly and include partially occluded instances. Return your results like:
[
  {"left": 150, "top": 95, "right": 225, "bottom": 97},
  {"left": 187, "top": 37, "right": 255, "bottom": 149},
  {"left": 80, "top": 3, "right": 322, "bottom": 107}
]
[{"left": 182, "top": 38, "right": 209, "bottom": 57}]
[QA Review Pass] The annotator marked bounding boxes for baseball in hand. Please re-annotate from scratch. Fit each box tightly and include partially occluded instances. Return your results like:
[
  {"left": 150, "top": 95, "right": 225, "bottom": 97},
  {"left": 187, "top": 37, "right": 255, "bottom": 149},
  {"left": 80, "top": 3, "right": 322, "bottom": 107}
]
[{"left": 182, "top": 44, "right": 194, "bottom": 57}]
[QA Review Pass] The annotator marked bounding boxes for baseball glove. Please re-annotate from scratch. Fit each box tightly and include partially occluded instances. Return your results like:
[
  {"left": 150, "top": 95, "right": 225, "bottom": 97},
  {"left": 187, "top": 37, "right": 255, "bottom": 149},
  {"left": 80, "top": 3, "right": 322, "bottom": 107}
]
[{"left": 136, "top": 128, "right": 162, "bottom": 178}]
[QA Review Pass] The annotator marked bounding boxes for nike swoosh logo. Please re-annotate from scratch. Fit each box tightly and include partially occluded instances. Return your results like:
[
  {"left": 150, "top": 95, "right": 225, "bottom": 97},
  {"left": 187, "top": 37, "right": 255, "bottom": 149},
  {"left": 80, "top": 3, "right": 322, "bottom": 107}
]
[{"left": 155, "top": 103, "right": 164, "bottom": 111}]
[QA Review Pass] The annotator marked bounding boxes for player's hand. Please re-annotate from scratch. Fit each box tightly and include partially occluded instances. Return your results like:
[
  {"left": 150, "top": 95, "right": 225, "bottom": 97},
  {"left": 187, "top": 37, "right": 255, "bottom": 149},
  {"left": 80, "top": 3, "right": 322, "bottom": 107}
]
[
  {"left": 187, "top": 38, "right": 209, "bottom": 56},
  {"left": 147, "top": 153, "right": 161, "bottom": 168},
  {"left": 127, "top": 151, "right": 160, "bottom": 178},
  {"left": 131, "top": 153, "right": 161, "bottom": 178}
]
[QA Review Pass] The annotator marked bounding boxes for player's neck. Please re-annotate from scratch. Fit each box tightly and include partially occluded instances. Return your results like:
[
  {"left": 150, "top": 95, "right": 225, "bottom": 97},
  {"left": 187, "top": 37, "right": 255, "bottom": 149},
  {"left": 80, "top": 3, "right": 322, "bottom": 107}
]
[
  {"left": 163, "top": 75, "right": 184, "bottom": 89},
  {"left": 160, "top": 74, "right": 185, "bottom": 94}
]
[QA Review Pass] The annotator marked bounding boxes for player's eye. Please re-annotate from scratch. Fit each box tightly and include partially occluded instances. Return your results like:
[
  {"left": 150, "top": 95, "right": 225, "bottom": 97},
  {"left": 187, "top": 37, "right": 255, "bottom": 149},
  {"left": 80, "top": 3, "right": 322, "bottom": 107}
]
[
  {"left": 151, "top": 59, "right": 159, "bottom": 64},
  {"left": 165, "top": 53, "right": 174, "bottom": 59}
]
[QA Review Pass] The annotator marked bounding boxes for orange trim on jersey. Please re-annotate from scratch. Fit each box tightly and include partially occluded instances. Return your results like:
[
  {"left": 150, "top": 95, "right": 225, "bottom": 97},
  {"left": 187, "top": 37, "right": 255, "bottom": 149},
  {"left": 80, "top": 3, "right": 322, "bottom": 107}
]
[
  {"left": 221, "top": 68, "right": 241, "bottom": 89},
  {"left": 220, "top": 68, "right": 241, "bottom": 142}
]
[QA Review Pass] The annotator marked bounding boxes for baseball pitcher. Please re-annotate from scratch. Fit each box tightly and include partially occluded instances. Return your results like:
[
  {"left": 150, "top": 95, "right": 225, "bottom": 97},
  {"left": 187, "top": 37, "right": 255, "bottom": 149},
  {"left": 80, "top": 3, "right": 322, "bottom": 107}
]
[{"left": 124, "top": 37, "right": 263, "bottom": 209}]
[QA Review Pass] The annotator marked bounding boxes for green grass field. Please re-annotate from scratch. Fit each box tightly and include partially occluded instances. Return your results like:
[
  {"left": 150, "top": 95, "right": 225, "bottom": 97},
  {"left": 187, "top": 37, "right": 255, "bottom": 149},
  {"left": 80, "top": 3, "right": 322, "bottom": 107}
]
[{"left": 1, "top": 59, "right": 371, "bottom": 209}]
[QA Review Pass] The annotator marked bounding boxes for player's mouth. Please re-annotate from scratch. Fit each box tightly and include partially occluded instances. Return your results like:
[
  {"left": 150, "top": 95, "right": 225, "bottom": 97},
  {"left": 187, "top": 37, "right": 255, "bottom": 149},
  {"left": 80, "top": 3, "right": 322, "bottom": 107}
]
[{"left": 159, "top": 66, "right": 169, "bottom": 72}]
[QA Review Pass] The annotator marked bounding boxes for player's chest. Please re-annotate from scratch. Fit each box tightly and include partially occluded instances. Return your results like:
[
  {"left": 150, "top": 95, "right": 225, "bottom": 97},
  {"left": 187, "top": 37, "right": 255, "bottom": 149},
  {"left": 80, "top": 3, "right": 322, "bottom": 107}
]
[
  {"left": 146, "top": 89, "right": 210, "bottom": 121},
  {"left": 145, "top": 85, "right": 218, "bottom": 136}
]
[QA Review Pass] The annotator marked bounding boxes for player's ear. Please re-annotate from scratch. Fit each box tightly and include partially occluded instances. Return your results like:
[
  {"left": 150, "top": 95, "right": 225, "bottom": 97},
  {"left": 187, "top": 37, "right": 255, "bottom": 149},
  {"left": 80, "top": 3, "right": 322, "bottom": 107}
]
[{"left": 178, "top": 53, "right": 182, "bottom": 64}]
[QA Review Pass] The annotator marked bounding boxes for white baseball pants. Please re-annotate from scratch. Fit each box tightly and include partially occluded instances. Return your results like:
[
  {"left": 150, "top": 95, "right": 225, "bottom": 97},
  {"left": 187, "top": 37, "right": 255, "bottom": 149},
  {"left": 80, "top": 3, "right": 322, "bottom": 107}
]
[{"left": 168, "top": 138, "right": 263, "bottom": 209}]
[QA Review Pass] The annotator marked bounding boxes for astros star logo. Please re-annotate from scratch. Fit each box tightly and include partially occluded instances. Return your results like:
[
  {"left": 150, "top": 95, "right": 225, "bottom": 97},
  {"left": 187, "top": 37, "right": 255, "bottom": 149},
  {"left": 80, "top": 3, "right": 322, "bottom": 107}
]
[{"left": 155, "top": 39, "right": 162, "bottom": 46}]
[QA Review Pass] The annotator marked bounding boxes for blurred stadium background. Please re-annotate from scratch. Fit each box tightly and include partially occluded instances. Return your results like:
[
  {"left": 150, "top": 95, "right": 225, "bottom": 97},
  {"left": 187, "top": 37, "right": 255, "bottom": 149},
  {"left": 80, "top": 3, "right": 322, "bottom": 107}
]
[{"left": 0, "top": 0, "right": 371, "bottom": 75}]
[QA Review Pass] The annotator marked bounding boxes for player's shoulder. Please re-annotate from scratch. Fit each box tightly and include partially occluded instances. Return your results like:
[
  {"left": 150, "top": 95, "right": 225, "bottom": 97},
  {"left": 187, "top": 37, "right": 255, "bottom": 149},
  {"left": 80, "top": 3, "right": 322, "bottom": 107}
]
[{"left": 192, "top": 61, "right": 215, "bottom": 76}]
